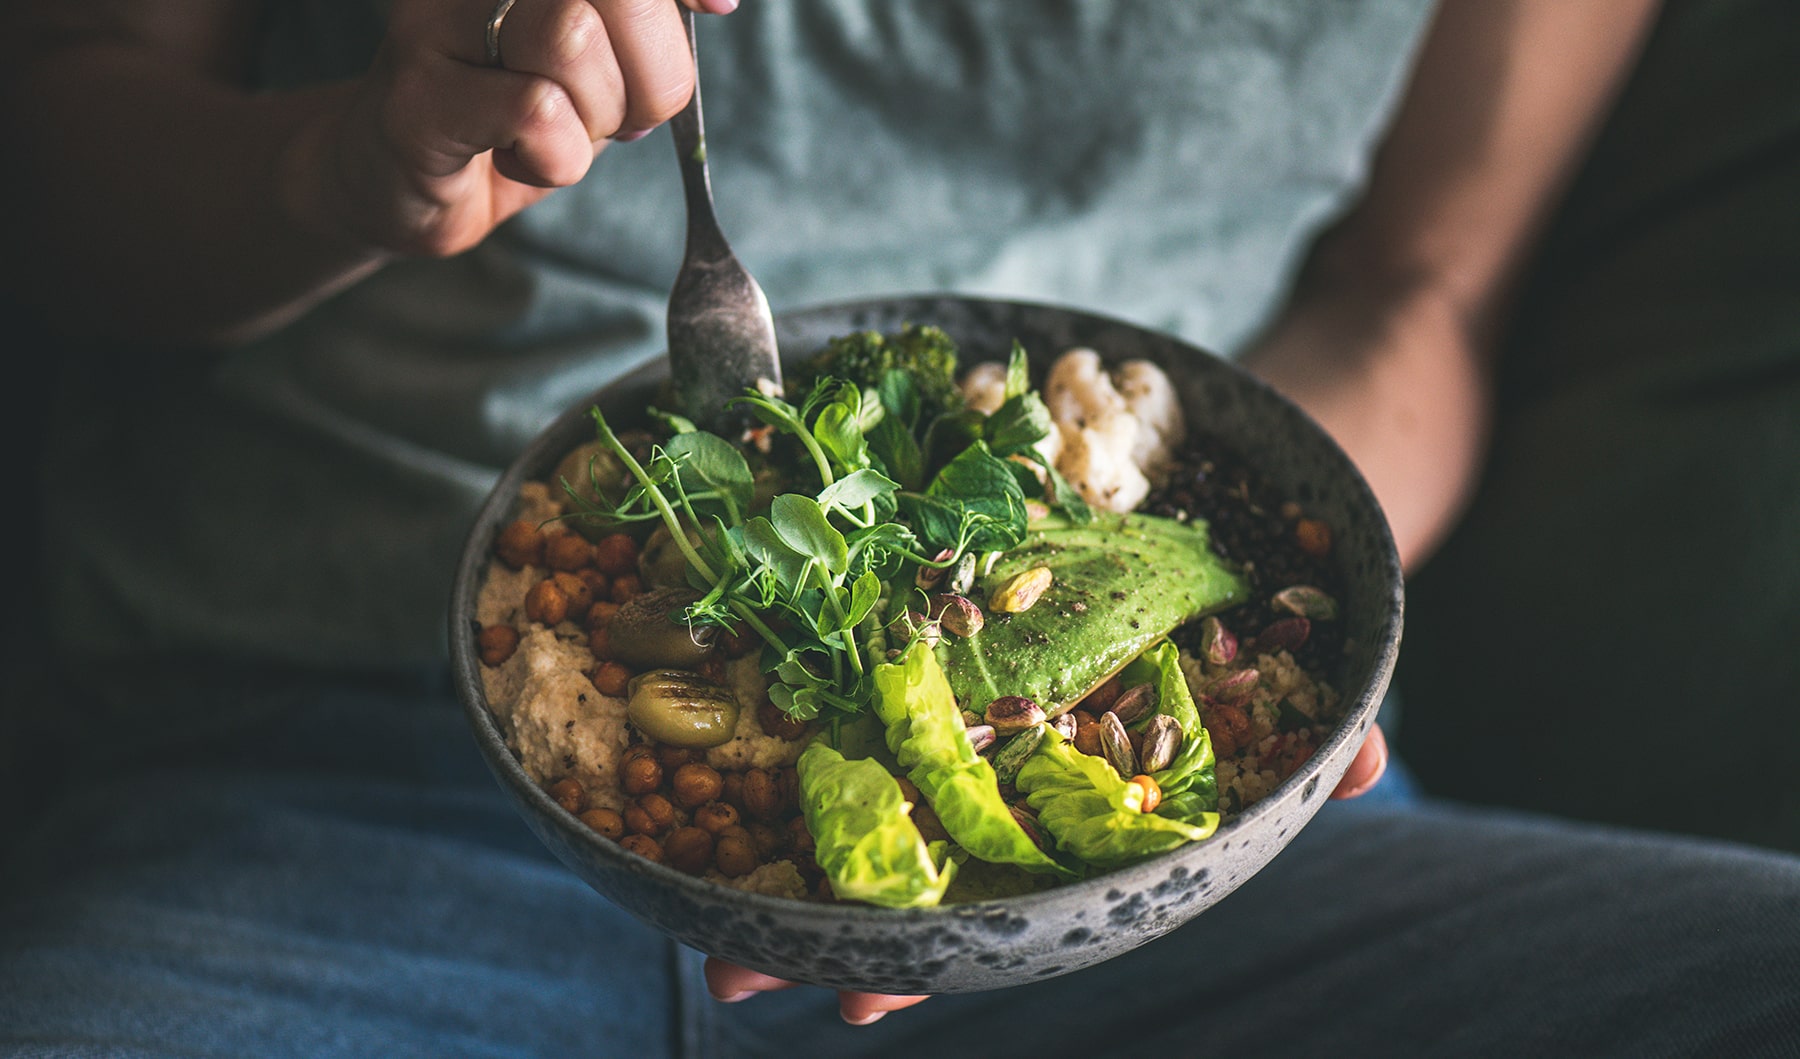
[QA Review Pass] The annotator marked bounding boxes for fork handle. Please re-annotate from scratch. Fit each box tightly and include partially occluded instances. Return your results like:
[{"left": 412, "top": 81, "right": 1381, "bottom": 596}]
[{"left": 669, "top": 9, "right": 730, "bottom": 264}]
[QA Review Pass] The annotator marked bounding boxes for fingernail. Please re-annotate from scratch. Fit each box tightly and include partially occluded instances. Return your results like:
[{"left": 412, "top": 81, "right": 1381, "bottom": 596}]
[
  {"left": 612, "top": 127, "right": 654, "bottom": 143},
  {"left": 712, "top": 990, "right": 756, "bottom": 1003},
  {"left": 844, "top": 1010, "right": 887, "bottom": 1026},
  {"left": 700, "top": 0, "right": 740, "bottom": 13}
]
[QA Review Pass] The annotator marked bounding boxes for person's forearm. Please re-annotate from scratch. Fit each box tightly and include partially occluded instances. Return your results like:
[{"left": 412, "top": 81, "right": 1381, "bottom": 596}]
[
  {"left": 4, "top": 38, "right": 387, "bottom": 346},
  {"left": 1244, "top": 0, "right": 1662, "bottom": 572}
]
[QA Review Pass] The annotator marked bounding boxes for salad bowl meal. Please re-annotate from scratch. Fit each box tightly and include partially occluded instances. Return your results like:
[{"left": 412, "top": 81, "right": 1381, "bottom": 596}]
[{"left": 450, "top": 295, "right": 1403, "bottom": 995}]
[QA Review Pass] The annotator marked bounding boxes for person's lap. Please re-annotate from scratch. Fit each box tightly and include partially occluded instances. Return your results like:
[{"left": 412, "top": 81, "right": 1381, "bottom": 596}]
[{"left": 3, "top": 680, "right": 1797, "bottom": 1058}]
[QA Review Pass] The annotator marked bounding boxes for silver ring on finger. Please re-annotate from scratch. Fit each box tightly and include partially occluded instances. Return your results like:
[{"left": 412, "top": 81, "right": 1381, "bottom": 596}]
[{"left": 485, "top": 0, "right": 519, "bottom": 66}]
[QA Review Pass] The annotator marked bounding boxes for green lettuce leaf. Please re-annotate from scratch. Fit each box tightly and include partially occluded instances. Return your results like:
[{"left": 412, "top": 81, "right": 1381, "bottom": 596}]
[
  {"left": 1122, "top": 640, "right": 1219, "bottom": 822},
  {"left": 872, "top": 643, "right": 1074, "bottom": 877},
  {"left": 1015, "top": 729, "right": 1218, "bottom": 870},
  {"left": 796, "top": 741, "right": 956, "bottom": 908}
]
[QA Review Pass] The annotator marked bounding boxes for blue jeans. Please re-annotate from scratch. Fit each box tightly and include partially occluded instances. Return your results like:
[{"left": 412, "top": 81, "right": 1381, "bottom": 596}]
[{"left": 3, "top": 676, "right": 1797, "bottom": 1057}]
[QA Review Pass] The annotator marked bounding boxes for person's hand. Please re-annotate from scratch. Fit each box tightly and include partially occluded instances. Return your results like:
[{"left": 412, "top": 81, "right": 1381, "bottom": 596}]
[
  {"left": 1330, "top": 723, "right": 1388, "bottom": 800},
  {"left": 287, "top": 0, "right": 736, "bottom": 259},
  {"left": 703, "top": 726, "right": 1388, "bottom": 1023},
  {"left": 703, "top": 958, "right": 931, "bottom": 1026}
]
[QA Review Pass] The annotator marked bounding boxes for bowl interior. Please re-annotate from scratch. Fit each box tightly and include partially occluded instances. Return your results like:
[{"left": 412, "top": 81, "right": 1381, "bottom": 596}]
[{"left": 450, "top": 295, "right": 1403, "bottom": 994}]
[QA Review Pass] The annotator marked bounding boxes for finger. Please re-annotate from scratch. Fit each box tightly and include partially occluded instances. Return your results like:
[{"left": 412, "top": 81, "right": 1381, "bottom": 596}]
[
  {"left": 703, "top": 957, "right": 801, "bottom": 1002},
  {"left": 1329, "top": 724, "right": 1389, "bottom": 800},
  {"left": 383, "top": 50, "right": 595, "bottom": 186},
  {"left": 682, "top": 0, "right": 740, "bottom": 13},
  {"left": 838, "top": 991, "right": 932, "bottom": 1027},
  {"left": 486, "top": 0, "right": 628, "bottom": 141},
  {"left": 592, "top": 0, "right": 697, "bottom": 134}
]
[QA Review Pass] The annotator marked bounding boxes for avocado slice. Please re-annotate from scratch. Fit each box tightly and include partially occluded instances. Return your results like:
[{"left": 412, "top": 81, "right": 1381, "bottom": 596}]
[{"left": 938, "top": 513, "right": 1247, "bottom": 715}]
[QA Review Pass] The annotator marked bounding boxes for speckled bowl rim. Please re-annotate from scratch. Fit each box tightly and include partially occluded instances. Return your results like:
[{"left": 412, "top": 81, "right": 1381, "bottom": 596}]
[{"left": 449, "top": 294, "right": 1403, "bottom": 971}]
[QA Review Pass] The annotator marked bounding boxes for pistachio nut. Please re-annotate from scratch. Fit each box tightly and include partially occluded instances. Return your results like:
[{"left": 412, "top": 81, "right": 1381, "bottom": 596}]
[
  {"left": 1254, "top": 617, "right": 1311, "bottom": 654},
  {"left": 1138, "top": 714, "right": 1184, "bottom": 773},
  {"left": 1204, "top": 668, "right": 1261, "bottom": 706},
  {"left": 1051, "top": 712, "right": 1079, "bottom": 741},
  {"left": 1272, "top": 585, "right": 1339, "bottom": 621},
  {"left": 985, "top": 695, "right": 1047, "bottom": 735},
  {"left": 1097, "top": 710, "right": 1137, "bottom": 780},
  {"left": 1197, "top": 616, "right": 1238, "bottom": 667},
  {"left": 988, "top": 565, "right": 1054, "bottom": 614},
  {"left": 933, "top": 594, "right": 986, "bottom": 638},
  {"left": 1009, "top": 803, "right": 1051, "bottom": 852},
  {"left": 915, "top": 548, "right": 954, "bottom": 590},
  {"left": 964, "top": 723, "right": 997, "bottom": 754},
  {"left": 948, "top": 552, "right": 978, "bottom": 596},
  {"left": 1107, "top": 683, "right": 1159, "bottom": 726},
  {"left": 626, "top": 669, "right": 740, "bottom": 748},
  {"left": 905, "top": 611, "right": 942, "bottom": 649},
  {"left": 993, "top": 722, "right": 1047, "bottom": 786}
]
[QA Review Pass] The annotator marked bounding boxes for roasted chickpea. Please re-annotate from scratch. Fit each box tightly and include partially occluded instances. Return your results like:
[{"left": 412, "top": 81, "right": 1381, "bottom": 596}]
[
  {"left": 716, "top": 823, "right": 753, "bottom": 849},
  {"left": 590, "top": 661, "right": 632, "bottom": 697},
  {"left": 671, "top": 763, "right": 724, "bottom": 809},
  {"left": 619, "top": 833, "right": 663, "bottom": 863},
  {"left": 663, "top": 826, "right": 716, "bottom": 875},
  {"left": 593, "top": 532, "right": 639, "bottom": 576},
  {"left": 692, "top": 801, "right": 739, "bottom": 834},
  {"left": 610, "top": 574, "right": 644, "bottom": 604},
  {"left": 625, "top": 793, "right": 677, "bottom": 836},
  {"left": 1295, "top": 517, "right": 1333, "bottom": 559},
  {"left": 745, "top": 821, "right": 785, "bottom": 860},
  {"left": 545, "top": 533, "right": 594, "bottom": 572},
  {"left": 551, "top": 571, "right": 594, "bottom": 615},
  {"left": 719, "top": 624, "right": 756, "bottom": 659},
  {"left": 494, "top": 519, "right": 546, "bottom": 570},
  {"left": 757, "top": 700, "right": 809, "bottom": 742},
  {"left": 698, "top": 657, "right": 726, "bottom": 685},
  {"left": 657, "top": 745, "right": 701, "bottom": 771},
  {"left": 713, "top": 833, "right": 758, "bottom": 878},
  {"left": 585, "top": 600, "right": 621, "bottom": 629},
  {"left": 785, "top": 815, "right": 815, "bottom": 855},
  {"left": 741, "top": 768, "right": 780, "bottom": 820},
  {"left": 620, "top": 751, "right": 663, "bottom": 795},
  {"left": 576, "top": 569, "right": 610, "bottom": 600},
  {"left": 776, "top": 767, "right": 800, "bottom": 813},
  {"left": 477, "top": 624, "right": 520, "bottom": 667},
  {"left": 1072, "top": 712, "right": 1104, "bottom": 757},
  {"left": 1083, "top": 676, "right": 1124, "bottom": 714},
  {"left": 548, "top": 777, "right": 584, "bottom": 813},
  {"left": 524, "top": 579, "right": 570, "bottom": 626},
  {"left": 912, "top": 800, "right": 949, "bottom": 843},
  {"left": 579, "top": 807, "right": 625, "bottom": 840},
  {"left": 587, "top": 625, "right": 613, "bottom": 660},
  {"left": 720, "top": 771, "right": 745, "bottom": 809}
]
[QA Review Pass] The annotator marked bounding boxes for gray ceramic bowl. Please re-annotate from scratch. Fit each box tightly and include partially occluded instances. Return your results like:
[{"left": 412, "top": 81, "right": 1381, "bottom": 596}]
[{"left": 450, "top": 295, "right": 1402, "bottom": 995}]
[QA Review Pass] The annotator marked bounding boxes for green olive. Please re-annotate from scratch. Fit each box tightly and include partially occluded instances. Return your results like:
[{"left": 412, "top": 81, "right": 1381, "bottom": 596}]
[
  {"left": 637, "top": 522, "right": 711, "bottom": 589},
  {"left": 609, "top": 587, "right": 715, "bottom": 670},
  {"left": 552, "top": 441, "right": 630, "bottom": 542},
  {"left": 627, "top": 669, "right": 740, "bottom": 748}
]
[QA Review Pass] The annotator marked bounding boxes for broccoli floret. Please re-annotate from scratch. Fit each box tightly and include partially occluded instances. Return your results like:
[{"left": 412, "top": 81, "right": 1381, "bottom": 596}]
[{"left": 801, "top": 324, "right": 965, "bottom": 418}]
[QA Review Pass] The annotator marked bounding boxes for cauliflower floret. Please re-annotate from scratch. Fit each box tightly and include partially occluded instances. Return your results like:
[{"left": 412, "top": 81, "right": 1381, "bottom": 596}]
[
  {"left": 959, "top": 361, "right": 1009, "bottom": 415},
  {"left": 1112, "top": 359, "right": 1186, "bottom": 476},
  {"left": 1057, "top": 414, "right": 1151, "bottom": 513},
  {"left": 1042, "top": 349, "right": 1184, "bottom": 512}
]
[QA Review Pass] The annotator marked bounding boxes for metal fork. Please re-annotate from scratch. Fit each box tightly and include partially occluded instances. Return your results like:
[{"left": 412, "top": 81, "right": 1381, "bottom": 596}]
[{"left": 665, "top": 7, "right": 781, "bottom": 433}]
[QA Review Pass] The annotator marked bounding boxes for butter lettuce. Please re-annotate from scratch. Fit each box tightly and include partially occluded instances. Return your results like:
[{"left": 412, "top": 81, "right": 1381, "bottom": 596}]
[
  {"left": 1015, "top": 729, "right": 1218, "bottom": 870},
  {"left": 872, "top": 644, "right": 1074, "bottom": 877},
  {"left": 796, "top": 741, "right": 956, "bottom": 908},
  {"left": 1123, "top": 640, "right": 1218, "bottom": 824}
]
